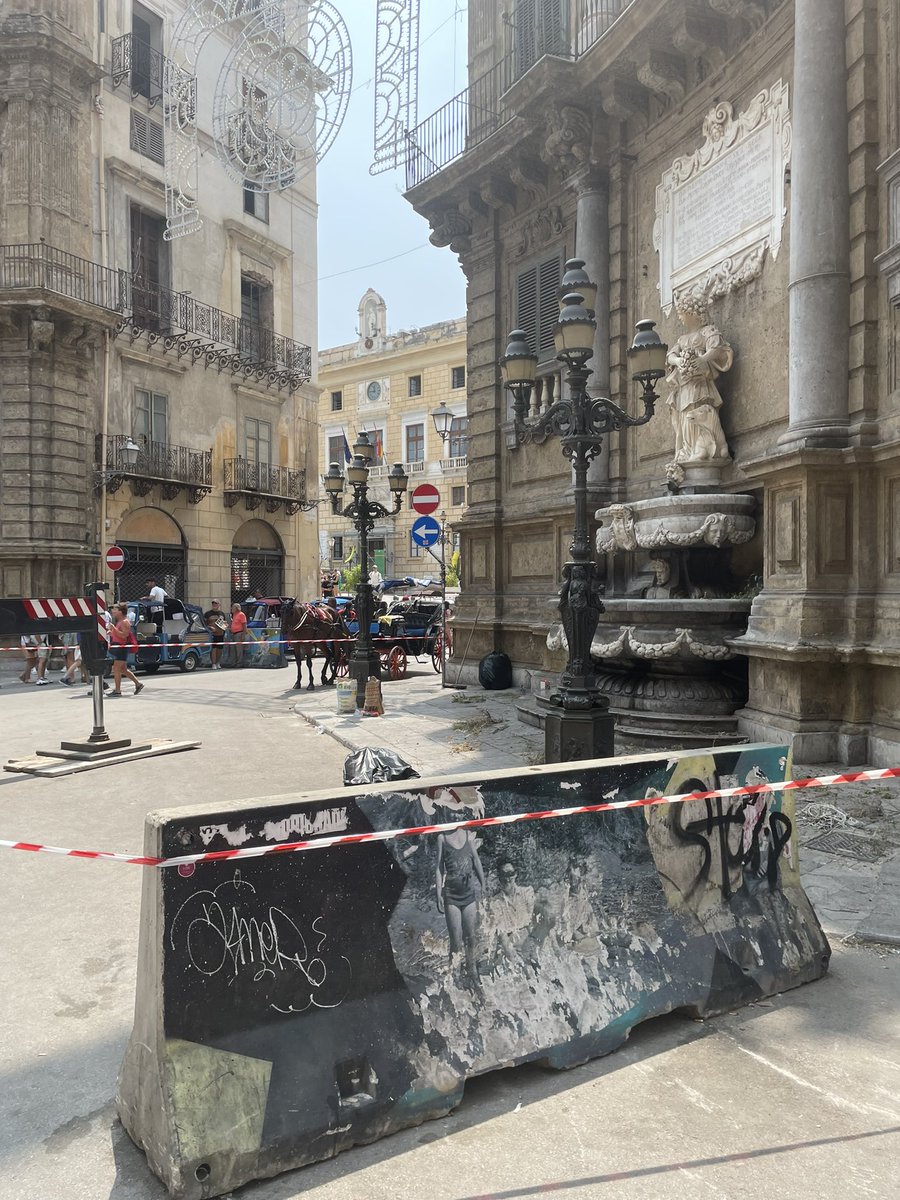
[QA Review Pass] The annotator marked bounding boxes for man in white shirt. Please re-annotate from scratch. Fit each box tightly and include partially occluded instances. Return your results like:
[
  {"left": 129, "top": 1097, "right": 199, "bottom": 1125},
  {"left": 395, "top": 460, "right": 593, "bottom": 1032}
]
[{"left": 144, "top": 578, "right": 167, "bottom": 632}]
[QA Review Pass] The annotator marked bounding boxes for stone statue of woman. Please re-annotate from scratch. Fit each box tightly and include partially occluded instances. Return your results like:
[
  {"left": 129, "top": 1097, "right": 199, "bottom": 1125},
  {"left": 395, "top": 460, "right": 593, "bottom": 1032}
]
[{"left": 665, "top": 295, "right": 733, "bottom": 465}]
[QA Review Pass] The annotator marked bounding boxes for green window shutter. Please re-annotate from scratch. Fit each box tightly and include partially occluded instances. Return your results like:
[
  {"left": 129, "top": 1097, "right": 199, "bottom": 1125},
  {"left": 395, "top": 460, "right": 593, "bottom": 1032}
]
[{"left": 537, "top": 255, "right": 562, "bottom": 359}]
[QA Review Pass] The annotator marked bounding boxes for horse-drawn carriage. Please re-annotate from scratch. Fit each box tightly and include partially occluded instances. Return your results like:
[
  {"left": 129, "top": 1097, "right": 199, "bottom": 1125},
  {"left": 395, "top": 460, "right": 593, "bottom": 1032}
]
[
  {"left": 344, "top": 595, "right": 446, "bottom": 680},
  {"left": 281, "top": 593, "right": 448, "bottom": 688}
]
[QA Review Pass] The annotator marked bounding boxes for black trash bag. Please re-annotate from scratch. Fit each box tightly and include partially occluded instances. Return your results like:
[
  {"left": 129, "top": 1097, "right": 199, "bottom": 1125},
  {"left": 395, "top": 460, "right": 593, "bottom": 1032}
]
[
  {"left": 478, "top": 650, "right": 513, "bottom": 690},
  {"left": 343, "top": 746, "right": 420, "bottom": 787}
]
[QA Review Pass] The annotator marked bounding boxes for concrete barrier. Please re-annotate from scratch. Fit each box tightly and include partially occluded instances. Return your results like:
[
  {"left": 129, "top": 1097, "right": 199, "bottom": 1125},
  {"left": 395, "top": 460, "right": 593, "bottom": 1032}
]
[{"left": 117, "top": 744, "right": 829, "bottom": 1198}]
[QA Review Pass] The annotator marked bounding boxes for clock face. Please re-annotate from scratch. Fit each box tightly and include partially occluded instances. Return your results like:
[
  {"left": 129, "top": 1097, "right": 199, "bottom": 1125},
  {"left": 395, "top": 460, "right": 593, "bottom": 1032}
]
[{"left": 366, "top": 380, "right": 382, "bottom": 402}]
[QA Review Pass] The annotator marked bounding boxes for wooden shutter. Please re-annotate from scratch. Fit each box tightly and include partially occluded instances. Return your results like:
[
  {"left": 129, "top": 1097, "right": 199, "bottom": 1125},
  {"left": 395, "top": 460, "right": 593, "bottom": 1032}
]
[
  {"left": 129, "top": 110, "right": 164, "bottom": 164},
  {"left": 539, "top": 0, "right": 566, "bottom": 55},
  {"left": 516, "top": 263, "right": 539, "bottom": 354},
  {"left": 515, "top": 0, "right": 537, "bottom": 74},
  {"left": 537, "top": 255, "right": 561, "bottom": 358}
]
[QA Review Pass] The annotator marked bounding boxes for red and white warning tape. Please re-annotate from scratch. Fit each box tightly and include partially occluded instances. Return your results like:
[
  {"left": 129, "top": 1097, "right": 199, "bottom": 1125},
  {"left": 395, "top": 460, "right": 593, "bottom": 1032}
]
[{"left": 1, "top": 767, "right": 897, "bottom": 870}]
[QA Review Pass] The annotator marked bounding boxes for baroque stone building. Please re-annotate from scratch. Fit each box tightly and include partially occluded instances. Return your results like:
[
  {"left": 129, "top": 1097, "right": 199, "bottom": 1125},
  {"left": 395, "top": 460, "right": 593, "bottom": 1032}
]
[
  {"left": 404, "top": 0, "right": 900, "bottom": 764},
  {"left": 318, "top": 291, "right": 467, "bottom": 581},
  {"left": 0, "top": 0, "right": 319, "bottom": 611}
]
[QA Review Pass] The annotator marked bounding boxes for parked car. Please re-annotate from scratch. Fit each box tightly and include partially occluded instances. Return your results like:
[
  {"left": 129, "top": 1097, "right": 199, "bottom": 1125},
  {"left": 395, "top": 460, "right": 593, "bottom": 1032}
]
[{"left": 122, "top": 598, "right": 212, "bottom": 673}]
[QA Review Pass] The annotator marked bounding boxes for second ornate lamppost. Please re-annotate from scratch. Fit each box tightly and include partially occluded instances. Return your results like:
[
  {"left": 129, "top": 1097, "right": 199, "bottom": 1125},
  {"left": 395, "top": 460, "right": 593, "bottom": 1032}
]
[
  {"left": 500, "top": 258, "right": 668, "bottom": 762},
  {"left": 323, "top": 432, "right": 409, "bottom": 707}
]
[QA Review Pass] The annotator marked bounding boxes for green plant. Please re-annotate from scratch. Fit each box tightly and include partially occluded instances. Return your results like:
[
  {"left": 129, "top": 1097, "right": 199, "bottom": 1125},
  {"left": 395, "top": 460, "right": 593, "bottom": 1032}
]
[
  {"left": 341, "top": 563, "right": 362, "bottom": 591},
  {"left": 446, "top": 549, "right": 460, "bottom": 588}
]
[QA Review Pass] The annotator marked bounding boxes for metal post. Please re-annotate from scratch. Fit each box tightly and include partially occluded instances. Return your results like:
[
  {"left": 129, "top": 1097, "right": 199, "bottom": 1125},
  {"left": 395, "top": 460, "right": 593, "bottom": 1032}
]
[
  {"left": 440, "top": 511, "right": 447, "bottom": 689},
  {"left": 88, "top": 673, "right": 110, "bottom": 744},
  {"left": 349, "top": 483, "right": 381, "bottom": 708}
]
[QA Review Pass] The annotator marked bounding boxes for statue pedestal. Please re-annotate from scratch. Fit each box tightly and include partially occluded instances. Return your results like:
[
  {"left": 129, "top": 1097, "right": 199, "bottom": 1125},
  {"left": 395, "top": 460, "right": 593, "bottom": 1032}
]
[
  {"left": 677, "top": 458, "right": 731, "bottom": 491},
  {"left": 543, "top": 703, "right": 615, "bottom": 763}
]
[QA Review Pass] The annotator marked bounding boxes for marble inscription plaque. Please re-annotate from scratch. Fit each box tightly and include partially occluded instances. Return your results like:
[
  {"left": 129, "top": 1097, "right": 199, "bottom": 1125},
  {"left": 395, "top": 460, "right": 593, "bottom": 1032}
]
[{"left": 654, "top": 83, "right": 791, "bottom": 312}]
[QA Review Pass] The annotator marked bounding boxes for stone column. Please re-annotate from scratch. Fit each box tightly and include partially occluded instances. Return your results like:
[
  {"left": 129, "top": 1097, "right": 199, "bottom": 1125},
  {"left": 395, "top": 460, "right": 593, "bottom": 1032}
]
[
  {"left": 781, "top": 0, "right": 850, "bottom": 448},
  {"left": 573, "top": 169, "right": 611, "bottom": 491}
]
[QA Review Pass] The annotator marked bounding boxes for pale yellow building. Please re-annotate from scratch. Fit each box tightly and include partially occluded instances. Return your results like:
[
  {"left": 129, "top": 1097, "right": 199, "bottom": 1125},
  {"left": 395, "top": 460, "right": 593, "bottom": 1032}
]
[{"left": 317, "top": 292, "right": 467, "bottom": 583}]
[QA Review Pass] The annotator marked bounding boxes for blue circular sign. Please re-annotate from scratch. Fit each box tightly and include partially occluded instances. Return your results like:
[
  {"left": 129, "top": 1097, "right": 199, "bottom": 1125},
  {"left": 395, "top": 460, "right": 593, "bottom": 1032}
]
[{"left": 411, "top": 515, "right": 441, "bottom": 548}]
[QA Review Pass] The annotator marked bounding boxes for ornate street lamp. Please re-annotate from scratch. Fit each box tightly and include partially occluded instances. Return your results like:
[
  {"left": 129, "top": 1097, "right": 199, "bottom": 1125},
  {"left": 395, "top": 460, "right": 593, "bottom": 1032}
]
[
  {"left": 431, "top": 401, "right": 454, "bottom": 444},
  {"left": 500, "top": 292, "right": 667, "bottom": 762},
  {"left": 324, "top": 444, "right": 409, "bottom": 706}
]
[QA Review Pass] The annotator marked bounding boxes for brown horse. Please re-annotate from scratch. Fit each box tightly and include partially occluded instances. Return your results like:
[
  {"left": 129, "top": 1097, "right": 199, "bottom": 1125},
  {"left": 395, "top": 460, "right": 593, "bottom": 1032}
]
[{"left": 280, "top": 601, "right": 349, "bottom": 690}]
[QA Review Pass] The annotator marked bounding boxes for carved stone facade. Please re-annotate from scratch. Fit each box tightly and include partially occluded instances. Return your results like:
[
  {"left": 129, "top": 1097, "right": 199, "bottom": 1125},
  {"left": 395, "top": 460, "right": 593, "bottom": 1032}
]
[
  {"left": 0, "top": 1, "right": 320, "bottom": 621},
  {"left": 404, "top": 0, "right": 900, "bottom": 765}
]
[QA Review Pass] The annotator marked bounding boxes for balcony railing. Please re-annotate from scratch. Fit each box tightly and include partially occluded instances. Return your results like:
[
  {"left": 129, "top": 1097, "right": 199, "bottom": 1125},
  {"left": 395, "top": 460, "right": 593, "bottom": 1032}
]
[
  {"left": 224, "top": 457, "right": 308, "bottom": 516},
  {"left": 440, "top": 456, "right": 468, "bottom": 471},
  {"left": 0, "top": 243, "right": 129, "bottom": 313},
  {"left": 406, "top": 0, "right": 635, "bottom": 186},
  {"left": 111, "top": 33, "right": 166, "bottom": 107},
  {"left": 0, "top": 242, "right": 312, "bottom": 390},
  {"left": 123, "top": 276, "right": 312, "bottom": 387},
  {"left": 95, "top": 434, "right": 212, "bottom": 504}
]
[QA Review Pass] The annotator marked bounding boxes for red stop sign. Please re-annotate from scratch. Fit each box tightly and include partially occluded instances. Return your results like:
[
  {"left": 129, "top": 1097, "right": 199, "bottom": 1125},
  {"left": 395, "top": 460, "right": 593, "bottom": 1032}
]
[
  {"left": 411, "top": 483, "right": 440, "bottom": 515},
  {"left": 105, "top": 545, "right": 126, "bottom": 572}
]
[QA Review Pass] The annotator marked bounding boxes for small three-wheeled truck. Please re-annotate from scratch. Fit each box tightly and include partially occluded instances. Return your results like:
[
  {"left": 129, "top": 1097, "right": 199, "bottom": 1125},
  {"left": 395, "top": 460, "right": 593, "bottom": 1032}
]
[{"left": 123, "top": 598, "right": 213, "bottom": 673}]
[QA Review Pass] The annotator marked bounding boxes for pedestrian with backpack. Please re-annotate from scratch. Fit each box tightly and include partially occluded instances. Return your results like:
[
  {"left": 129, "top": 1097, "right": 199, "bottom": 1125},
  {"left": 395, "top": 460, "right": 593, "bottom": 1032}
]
[{"left": 108, "top": 604, "right": 144, "bottom": 696}]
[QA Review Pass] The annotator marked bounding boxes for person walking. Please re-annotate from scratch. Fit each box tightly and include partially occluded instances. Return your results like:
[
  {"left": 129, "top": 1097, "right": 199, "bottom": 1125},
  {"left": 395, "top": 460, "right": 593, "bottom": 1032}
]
[
  {"left": 228, "top": 602, "right": 248, "bottom": 668},
  {"left": 108, "top": 604, "right": 144, "bottom": 696},
  {"left": 60, "top": 631, "right": 89, "bottom": 685},
  {"left": 203, "top": 599, "right": 228, "bottom": 669},
  {"left": 20, "top": 635, "right": 39, "bottom": 683}
]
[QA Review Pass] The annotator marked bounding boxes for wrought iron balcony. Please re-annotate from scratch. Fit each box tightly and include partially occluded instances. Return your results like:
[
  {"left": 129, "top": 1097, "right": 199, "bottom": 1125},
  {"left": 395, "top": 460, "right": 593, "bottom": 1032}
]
[
  {"left": 224, "top": 457, "right": 313, "bottom": 516},
  {"left": 0, "top": 242, "right": 312, "bottom": 391},
  {"left": 121, "top": 277, "right": 312, "bottom": 391},
  {"left": 0, "top": 243, "right": 129, "bottom": 314},
  {"left": 111, "top": 33, "right": 168, "bottom": 107},
  {"left": 95, "top": 434, "right": 212, "bottom": 504},
  {"left": 406, "top": 0, "right": 635, "bottom": 187}
]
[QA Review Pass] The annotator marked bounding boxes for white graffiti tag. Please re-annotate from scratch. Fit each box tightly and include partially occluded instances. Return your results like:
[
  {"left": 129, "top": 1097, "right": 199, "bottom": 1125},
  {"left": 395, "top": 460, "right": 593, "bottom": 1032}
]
[{"left": 169, "top": 871, "right": 351, "bottom": 1013}]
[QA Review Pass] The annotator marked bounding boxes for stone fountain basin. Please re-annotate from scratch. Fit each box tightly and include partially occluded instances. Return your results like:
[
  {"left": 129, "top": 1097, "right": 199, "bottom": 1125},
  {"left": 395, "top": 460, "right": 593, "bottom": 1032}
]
[
  {"left": 596, "top": 493, "right": 756, "bottom": 551},
  {"left": 593, "top": 598, "right": 752, "bottom": 661}
]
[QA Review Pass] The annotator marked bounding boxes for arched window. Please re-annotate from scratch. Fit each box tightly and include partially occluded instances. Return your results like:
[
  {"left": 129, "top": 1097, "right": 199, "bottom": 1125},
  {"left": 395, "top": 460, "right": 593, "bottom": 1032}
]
[
  {"left": 115, "top": 508, "right": 186, "bottom": 601},
  {"left": 231, "top": 520, "right": 284, "bottom": 604}
]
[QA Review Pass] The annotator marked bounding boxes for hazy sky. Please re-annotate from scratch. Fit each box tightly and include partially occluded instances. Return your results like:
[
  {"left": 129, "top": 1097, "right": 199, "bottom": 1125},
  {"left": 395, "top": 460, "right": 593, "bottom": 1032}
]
[{"left": 316, "top": 1, "right": 469, "bottom": 350}]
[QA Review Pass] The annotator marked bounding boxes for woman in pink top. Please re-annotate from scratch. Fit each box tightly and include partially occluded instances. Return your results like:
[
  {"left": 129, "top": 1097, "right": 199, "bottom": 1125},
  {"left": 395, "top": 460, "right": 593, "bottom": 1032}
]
[
  {"left": 108, "top": 604, "right": 144, "bottom": 696},
  {"left": 229, "top": 602, "right": 248, "bottom": 668}
]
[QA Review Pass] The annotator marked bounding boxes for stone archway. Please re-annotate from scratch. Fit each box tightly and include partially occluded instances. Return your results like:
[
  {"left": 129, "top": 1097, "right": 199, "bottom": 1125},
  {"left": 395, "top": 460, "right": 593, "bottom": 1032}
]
[
  {"left": 231, "top": 519, "right": 284, "bottom": 604},
  {"left": 115, "top": 508, "right": 187, "bottom": 602}
]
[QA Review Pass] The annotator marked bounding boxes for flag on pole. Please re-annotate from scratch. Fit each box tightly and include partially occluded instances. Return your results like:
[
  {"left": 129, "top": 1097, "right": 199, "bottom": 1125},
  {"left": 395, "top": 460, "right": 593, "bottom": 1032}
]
[
  {"left": 374, "top": 429, "right": 383, "bottom": 462},
  {"left": 341, "top": 428, "right": 352, "bottom": 463}
]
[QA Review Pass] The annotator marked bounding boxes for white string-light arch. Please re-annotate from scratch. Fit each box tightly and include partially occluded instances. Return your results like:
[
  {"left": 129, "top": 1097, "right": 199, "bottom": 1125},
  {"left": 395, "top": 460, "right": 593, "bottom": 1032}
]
[{"left": 164, "top": 0, "right": 352, "bottom": 240}]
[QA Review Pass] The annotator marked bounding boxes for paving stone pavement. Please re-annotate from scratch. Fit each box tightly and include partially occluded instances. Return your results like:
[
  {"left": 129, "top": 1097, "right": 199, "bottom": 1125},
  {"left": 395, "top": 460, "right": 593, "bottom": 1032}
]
[{"left": 288, "top": 669, "right": 900, "bottom": 947}]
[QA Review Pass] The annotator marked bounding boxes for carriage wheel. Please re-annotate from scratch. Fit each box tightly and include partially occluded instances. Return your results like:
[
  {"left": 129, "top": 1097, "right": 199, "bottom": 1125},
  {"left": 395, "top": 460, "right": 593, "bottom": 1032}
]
[
  {"left": 335, "top": 649, "right": 350, "bottom": 678},
  {"left": 430, "top": 631, "right": 444, "bottom": 673},
  {"left": 387, "top": 645, "right": 407, "bottom": 680}
]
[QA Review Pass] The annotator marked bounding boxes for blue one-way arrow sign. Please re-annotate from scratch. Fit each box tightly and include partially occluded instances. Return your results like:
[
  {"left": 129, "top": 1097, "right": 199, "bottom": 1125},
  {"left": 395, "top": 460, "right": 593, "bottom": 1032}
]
[{"left": 411, "top": 515, "right": 441, "bottom": 548}]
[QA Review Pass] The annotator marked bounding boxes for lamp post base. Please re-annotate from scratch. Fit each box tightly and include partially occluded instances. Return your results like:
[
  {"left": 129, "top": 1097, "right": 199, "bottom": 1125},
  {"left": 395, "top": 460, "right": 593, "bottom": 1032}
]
[
  {"left": 349, "top": 650, "right": 381, "bottom": 709},
  {"left": 544, "top": 704, "right": 615, "bottom": 764}
]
